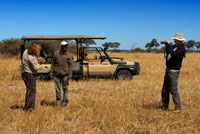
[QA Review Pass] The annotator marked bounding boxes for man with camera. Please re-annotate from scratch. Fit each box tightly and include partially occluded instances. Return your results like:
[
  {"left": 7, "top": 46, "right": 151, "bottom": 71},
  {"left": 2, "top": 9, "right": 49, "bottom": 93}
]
[{"left": 160, "top": 33, "right": 186, "bottom": 112}]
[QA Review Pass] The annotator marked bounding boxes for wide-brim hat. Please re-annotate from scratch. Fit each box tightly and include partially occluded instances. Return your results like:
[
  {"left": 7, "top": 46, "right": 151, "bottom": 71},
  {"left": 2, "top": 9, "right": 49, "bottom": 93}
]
[
  {"left": 172, "top": 33, "right": 186, "bottom": 41},
  {"left": 60, "top": 41, "right": 68, "bottom": 46}
]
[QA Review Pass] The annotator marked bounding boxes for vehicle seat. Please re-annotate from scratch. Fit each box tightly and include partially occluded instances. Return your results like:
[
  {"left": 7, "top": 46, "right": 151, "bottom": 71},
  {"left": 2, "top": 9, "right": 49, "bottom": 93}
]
[{"left": 73, "top": 62, "right": 80, "bottom": 71}]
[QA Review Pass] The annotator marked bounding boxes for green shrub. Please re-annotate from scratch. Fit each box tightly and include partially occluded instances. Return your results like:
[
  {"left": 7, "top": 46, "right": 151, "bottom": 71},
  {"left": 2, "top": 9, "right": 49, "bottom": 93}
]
[
  {"left": 0, "top": 39, "right": 77, "bottom": 57},
  {"left": 110, "top": 49, "right": 123, "bottom": 53},
  {"left": 131, "top": 48, "right": 145, "bottom": 53},
  {"left": 0, "top": 38, "right": 22, "bottom": 56}
]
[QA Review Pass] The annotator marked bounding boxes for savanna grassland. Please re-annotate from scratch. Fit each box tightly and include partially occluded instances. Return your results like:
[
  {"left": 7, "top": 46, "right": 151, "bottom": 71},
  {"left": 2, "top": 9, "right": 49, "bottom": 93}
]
[{"left": 0, "top": 53, "right": 200, "bottom": 134}]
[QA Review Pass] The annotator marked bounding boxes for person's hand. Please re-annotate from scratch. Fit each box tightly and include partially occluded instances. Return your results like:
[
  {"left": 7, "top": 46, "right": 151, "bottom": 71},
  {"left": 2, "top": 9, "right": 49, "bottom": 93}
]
[
  {"left": 164, "top": 40, "right": 170, "bottom": 46},
  {"left": 49, "top": 71, "right": 53, "bottom": 79},
  {"left": 38, "top": 57, "right": 46, "bottom": 64},
  {"left": 67, "top": 78, "right": 71, "bottom": 82}
]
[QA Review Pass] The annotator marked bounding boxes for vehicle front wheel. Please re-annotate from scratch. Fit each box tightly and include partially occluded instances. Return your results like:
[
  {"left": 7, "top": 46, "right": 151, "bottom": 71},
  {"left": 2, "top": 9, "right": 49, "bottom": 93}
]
[{"left": 116, "top": 70, "right": 132, "bottom": 80}]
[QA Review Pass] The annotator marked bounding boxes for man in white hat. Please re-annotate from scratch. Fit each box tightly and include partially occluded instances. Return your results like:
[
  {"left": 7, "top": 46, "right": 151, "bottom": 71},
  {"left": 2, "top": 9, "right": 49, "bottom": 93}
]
[
  {"left": 50, "top": 41, "right": 73, "bottom": 106},
  {"left": 160, "top": 33, "right": 186, "bottom": 112}
]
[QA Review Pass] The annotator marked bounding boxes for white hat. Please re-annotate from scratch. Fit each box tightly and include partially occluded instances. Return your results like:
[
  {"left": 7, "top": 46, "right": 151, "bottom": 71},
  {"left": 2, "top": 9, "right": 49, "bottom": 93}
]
[
  {"left": 172, "top": 33, "right": 186, "bottom": 41},
  {"left": 60, "top": 41, "right": 68, "bottom": 46}
]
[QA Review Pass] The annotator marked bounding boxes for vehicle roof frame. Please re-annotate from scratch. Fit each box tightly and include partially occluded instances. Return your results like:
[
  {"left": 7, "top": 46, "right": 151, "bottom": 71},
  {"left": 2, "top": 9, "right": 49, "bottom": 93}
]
[{"left": 21, "top": 35, "right": 107, "bottom": 61}]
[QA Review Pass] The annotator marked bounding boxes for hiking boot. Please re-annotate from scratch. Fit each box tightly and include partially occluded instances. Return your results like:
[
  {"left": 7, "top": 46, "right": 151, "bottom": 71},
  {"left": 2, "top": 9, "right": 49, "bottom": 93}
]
[
  {"left": 158, "top": 105, "right": 168, "bottom": 110},
  {"left": 174, "top": 109, "right": 181, "bottom": 113},
  {"left": 53, "top": 101, "right": 61, "bottom": 107},
  {"left": 23, "top": 107, "right": 35, "bottom": 112},
  {"left": 174, "top": 108, "right": 182, "bottom": 113},
  {"left": 62, "top": 100, "right": 69, "bottom": 106}
]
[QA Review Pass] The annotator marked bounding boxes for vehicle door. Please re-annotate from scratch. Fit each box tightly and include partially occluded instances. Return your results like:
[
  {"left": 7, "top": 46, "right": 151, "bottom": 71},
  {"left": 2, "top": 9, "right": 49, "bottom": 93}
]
[{"left": 86, "top": 48, "right": 112, "bottom": 77}]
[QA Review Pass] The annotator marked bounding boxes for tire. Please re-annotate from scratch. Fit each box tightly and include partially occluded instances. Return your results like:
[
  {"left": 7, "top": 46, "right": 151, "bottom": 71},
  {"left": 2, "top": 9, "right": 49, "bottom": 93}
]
[{"left": 116, "top": 70, "right": 132, "bottom": 80}]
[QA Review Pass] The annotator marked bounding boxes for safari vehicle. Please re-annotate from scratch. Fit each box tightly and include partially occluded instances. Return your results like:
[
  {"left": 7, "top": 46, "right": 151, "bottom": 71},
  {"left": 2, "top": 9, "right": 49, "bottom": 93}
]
[{"left": 21, "top": 35, "right": 140, "bottom": 80}]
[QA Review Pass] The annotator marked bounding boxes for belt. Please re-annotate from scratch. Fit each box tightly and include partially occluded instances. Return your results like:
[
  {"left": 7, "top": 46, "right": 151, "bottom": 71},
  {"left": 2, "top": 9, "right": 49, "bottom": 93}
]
[{"left": 166, "top": 68, "right": 180, "bottom": 73}]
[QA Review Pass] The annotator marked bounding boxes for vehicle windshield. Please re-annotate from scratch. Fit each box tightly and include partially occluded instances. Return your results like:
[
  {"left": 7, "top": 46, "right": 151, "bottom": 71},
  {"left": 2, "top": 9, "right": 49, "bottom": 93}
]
[{"left": 83, "top": 47, "right": 107, "bottom": 61}]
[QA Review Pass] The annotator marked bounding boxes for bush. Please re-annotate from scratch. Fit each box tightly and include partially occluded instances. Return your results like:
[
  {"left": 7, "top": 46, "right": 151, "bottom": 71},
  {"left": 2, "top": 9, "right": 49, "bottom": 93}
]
[
  {"left": 144, "top": 48, "right": 165, "bottom": 53},
  {"left": 24, "top": 40, "right": 60, "bottom": 56},
  {"left": 130, "top": 48, "right": 146, "bottom": 53},
  {"left": 25, "top": 40, "right": 77, "bottom": 56},
  {"left": 0, "top": 39, "right": 78, "bottom": 57},
  {"left": 110, "top": 49, "right": 123, "bottom": 53},
  {"left": 0, "top": 38, "right": 22, "bottom": 56}
]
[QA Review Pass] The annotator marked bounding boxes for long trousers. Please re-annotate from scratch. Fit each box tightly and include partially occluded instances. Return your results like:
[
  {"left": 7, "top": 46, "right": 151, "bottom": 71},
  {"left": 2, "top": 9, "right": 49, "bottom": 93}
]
[
  {"left": 54, "top": 76, "right": 69, "bottom": 103},
  {"left": 161, "top": 69, "right": 181, "bottom": 110},
  {"left": 22, "top": 72, "right": 36, "bottom": 110}
]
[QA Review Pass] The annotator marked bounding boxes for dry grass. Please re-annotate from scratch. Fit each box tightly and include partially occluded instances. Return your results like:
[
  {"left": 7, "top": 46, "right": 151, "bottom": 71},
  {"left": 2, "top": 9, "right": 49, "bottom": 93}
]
[{"left": 0, "top": 53, "right": 200, "bottom": 134}]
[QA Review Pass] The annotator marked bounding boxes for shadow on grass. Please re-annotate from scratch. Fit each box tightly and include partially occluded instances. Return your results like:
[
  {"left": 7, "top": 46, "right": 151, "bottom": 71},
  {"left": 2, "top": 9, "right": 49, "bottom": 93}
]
[
  {"left": 142, "top": 101, "right": 162, "bottom": 110},
  {"left": 10, "top": 104, "right": 24, "bottom": 110},
  {"left": 40, "top": 99, "right": 57, "bottom": 107}
]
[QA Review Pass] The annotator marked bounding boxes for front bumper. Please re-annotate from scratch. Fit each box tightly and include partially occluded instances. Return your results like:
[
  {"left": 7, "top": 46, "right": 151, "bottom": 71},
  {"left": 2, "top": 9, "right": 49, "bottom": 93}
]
[{"left": 131, "top": 62, "right": 140, "bottom": 75}]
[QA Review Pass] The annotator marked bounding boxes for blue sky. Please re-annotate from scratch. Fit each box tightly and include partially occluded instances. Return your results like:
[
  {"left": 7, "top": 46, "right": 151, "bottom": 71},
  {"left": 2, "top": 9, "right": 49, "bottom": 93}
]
[{"left": 0, "top": 0, "right": 199, "bottom": 49}]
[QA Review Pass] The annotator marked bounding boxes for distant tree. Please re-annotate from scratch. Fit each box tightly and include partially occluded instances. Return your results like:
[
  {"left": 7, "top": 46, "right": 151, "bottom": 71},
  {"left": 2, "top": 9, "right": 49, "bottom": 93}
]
[
  {"left": 83, "top": 39, "right": 96, "bottom": 46},
  {"left": 102, "top": 42, "right": 120, "bottom": 50},
  {"left": 151, "top": 38, "right": 160, "bottom": 48},
  {"left": 67, "top": 40, "right": 77, "bottom": 54},
  {"left": 145, "top": 38, "right": 159, "bottom": 50},
  {"left": 195, "top": 41, "right": 200, "bottom": 51},
  {"left": 145, "top": 43, "right": 152, "bottom": 49},
  {"left": 0, "top": 38, "right": 22, "bottom": 56},
  {"left": 185, "top": 40, "right": 195, "bottom": 51}
]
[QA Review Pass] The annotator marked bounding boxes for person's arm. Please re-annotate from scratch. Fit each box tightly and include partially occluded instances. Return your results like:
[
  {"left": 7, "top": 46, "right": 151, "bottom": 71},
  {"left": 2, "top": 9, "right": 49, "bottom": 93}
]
[
  {"left": 68, "top": 54, "right": 73, "bottom": 79},
  {"left": 166, "top": 45, "right": 169, "bottom": 54},
  {"left": 50, "top": 53, "right": 56, "bottom": 77},
  {"left": 38, "top": 57, "right": 46, "bottom": 64},
  {"left": 29, "top": 56, "right": 40, "bottom": 71}
]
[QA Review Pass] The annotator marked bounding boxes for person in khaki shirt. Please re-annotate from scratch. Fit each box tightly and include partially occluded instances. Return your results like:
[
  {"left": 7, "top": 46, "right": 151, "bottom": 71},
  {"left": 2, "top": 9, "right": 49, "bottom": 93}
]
[{"left": 50, "top": 41, "right": 73, "bottom": 106}]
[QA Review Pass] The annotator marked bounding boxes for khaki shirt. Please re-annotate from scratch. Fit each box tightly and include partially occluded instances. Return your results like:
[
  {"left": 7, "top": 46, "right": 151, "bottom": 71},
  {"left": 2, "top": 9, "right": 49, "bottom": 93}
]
[
  {"left": 21, "top": 49, "right": 40, "bottom": 74},
  {"left": 51, "top": 50, "right": 73, "bottom": 78}
]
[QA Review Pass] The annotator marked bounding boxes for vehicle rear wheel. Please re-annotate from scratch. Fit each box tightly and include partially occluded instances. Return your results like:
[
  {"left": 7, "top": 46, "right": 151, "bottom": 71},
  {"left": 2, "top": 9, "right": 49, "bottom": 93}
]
[{"left": 116, "top": 70, "right": 132, "bottom": 80}]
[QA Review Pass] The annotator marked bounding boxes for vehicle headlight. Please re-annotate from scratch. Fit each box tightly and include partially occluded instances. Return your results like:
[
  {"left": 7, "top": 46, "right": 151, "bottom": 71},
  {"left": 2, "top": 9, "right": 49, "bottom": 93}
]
[{"left": 130, "top": 66, "right": 135, "bottom": 70}]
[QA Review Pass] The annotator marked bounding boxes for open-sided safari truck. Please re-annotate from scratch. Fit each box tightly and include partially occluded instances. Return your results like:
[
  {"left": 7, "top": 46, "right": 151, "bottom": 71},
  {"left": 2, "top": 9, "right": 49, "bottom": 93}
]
[{"left": 21, "top": 35, "right": 140, "bottom": 80}]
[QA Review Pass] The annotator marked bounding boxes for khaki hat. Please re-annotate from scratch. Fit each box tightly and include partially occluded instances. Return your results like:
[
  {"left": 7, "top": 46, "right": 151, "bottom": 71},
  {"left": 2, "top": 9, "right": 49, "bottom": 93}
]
[
  {"left": 172, "top": 33, "right": 186, "bottom": 41},
  {"left": 60, "top": 41, "right": 68, "bottom": 46}
]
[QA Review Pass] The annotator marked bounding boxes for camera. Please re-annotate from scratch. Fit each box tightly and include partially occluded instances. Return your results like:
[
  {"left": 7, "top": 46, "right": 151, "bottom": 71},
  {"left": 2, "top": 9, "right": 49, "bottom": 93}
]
[{"left": 160, "top": 41, "right": 166, "bottom": 44}]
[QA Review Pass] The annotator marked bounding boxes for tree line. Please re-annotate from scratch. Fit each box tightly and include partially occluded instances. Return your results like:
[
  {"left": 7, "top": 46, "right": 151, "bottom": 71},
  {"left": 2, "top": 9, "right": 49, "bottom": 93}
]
[
  {"left": 0, "top": 38, "right": 199, "bottom": 56},
  {"left": 143, "top": 38, "right": 200, "bottom": 51},
  {"left": 0, "top": 38, "right": 121, "bottom": 56}
]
